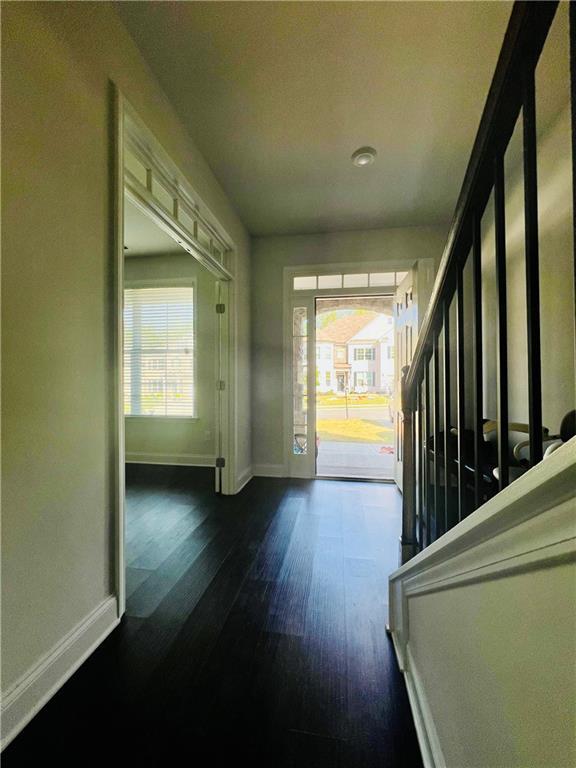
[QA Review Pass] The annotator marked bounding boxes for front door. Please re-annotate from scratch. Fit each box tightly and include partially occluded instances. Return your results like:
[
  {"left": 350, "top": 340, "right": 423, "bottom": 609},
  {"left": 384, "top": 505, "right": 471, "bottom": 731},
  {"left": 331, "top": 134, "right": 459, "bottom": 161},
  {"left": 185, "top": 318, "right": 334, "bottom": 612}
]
[
  {"left": 285, "top": 267, "right": 427, "bottom": 481},
  {"left": 315, "top": 295, "right": 395, "bottom": 480}
]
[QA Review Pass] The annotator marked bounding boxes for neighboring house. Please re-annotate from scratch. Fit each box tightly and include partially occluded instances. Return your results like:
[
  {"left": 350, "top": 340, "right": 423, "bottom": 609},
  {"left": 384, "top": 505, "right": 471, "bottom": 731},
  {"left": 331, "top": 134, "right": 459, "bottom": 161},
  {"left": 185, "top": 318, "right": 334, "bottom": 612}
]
[
  {"left": 316, "top": 312, "right": 394, "bottom": 394},
  {"left": 348, "top": 314, "right": 394, "bottom": 394}
]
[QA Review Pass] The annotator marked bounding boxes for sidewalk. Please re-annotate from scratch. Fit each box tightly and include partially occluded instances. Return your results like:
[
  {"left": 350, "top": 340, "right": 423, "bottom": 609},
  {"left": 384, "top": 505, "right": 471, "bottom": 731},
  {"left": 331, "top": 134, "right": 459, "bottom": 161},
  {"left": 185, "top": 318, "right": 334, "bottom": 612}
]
[{"left": 316, "top": 439, "right": 395, "bottom": 480}]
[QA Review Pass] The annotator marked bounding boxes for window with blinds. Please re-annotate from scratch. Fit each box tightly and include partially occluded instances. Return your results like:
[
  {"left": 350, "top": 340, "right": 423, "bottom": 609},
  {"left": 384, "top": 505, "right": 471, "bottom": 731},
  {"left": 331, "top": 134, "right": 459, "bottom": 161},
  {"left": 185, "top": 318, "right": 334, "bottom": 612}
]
[{"left": 123, "top": 285, "right": 195, "bottom": 417}]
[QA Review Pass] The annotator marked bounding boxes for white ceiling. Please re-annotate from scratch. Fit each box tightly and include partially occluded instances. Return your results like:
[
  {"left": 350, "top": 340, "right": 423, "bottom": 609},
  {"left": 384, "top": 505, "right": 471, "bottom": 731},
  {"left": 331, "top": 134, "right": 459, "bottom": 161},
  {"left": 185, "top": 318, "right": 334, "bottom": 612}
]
[
  {"left": 123, "top": 197, "right": 183, "bottom": 257},
  {"left": 116, "top": 1, "right": 516, "bottom": 236}
]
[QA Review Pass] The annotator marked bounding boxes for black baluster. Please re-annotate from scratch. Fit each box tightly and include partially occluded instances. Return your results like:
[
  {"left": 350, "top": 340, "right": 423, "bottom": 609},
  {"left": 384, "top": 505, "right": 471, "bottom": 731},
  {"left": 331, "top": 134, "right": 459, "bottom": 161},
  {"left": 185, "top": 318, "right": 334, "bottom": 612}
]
[
  {"left": 424, "top": 366, "right": 431, "bottom": 547},
  {"left": 433, "top": 335, "right": 441, "bottom": 538},
  {"left": 523, "top": 68, "right": 543, "bottom": 465},
  {"left": 417, "top": 383, "right": 424, "bottom": 550},
  {"left": 472, "top": 214, "right": 484, "bottom": 509},
  {"left": 494, "top": 155, "right": 509, "bottom": 489},
  {"left": 442, "top": 303, "right": 454, "bottom": 532},
  {"left": 456, "top": 262, "right": 466, "bottom": 519}
]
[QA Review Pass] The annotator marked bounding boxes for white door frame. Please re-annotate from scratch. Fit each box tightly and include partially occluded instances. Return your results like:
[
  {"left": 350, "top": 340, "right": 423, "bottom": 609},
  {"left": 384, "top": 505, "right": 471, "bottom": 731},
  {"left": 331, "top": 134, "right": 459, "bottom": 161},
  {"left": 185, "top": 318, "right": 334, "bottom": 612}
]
[
  {"left": 282, "top": 262, "right": 419, "bottom": 480},
  {"left": 112, "top": 88, "right": 237, "bottom": 617}
]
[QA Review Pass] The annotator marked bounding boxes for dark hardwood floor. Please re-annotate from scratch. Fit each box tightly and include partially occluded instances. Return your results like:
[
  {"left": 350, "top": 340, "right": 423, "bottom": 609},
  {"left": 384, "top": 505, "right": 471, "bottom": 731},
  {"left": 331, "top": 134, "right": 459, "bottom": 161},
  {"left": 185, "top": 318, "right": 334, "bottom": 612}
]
[{"left": 4, "top": 466, "right": 422, "bottom": 767}]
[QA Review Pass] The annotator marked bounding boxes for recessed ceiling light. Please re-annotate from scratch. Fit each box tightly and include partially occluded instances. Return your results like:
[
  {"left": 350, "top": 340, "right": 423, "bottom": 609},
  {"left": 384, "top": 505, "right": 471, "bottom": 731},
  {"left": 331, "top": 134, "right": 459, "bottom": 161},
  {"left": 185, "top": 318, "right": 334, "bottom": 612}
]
[{"left": 352, "top": 146, "right": 377, "bottom": 167}]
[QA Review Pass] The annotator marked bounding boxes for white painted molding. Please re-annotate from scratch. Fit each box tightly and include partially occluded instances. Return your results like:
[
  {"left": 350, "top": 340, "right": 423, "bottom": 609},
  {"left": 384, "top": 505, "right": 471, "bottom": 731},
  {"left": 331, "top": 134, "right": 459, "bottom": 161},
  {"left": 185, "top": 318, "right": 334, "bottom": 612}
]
[
  {"left": 391, "top": 437, "right": 576, "bottom": 583},
  {"left": 124, "top": 99, "right": 234, "bottom": 274},
  {"left": 125, "top": 452, "right": 216, "bottom": 467},
  {"left": 388, "top": 438, "right": 576, "bottom": 768},
  {"left": 390, "top": 634, "right": 445, "bottom": 768},
  {"left": 235, "top": 466, "right": 253, "bottom": 494},
  {"left": 1, "top": 596, "right": 119, "bottom": 751},
  {"left": 252, "top": 463, "right": 287, "bottom": 478}
]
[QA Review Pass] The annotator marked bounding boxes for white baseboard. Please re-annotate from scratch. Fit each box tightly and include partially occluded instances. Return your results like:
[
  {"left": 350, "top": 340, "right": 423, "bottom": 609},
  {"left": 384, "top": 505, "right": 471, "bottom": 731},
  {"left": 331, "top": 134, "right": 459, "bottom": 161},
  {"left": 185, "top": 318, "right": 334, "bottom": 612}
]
[
  {"left": 1, "top": 596, "right": 119, "bottom": 751},
  {"left": 235, "top": 466, "right": 253, "bottom": 493},
  {"left": 391, "top": 633, "right": 444, "bottom": 768},
  {"left": 125, "top": 452, "right": 215, "bottom": 467},
  {"left": 252, "top": 463, "right": 286, "bottom": 478}
]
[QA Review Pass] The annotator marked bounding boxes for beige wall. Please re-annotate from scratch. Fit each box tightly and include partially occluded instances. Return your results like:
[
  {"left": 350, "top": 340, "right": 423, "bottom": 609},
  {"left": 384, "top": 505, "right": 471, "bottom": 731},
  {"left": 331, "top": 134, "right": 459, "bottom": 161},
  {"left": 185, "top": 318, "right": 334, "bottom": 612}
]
[
  {"left": 124, "top": 253, "right": 218, "bottom": 463},
  {"left": 250, "top": 226, "right": 447, "bottom": 468},
  {"left": 1, "top": 1, "right": 250, "bottom": 692}
]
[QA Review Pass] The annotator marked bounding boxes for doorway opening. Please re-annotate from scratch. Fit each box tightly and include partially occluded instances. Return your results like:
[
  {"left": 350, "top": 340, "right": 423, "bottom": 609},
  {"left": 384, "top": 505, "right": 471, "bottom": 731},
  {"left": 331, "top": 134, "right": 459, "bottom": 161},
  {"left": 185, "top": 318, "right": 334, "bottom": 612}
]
[
  {"left": 114, "top": 94, "right": 237, "bottom": 616},
  {"left": 315, "top": 295, "right": 395, "bottom": 480}
]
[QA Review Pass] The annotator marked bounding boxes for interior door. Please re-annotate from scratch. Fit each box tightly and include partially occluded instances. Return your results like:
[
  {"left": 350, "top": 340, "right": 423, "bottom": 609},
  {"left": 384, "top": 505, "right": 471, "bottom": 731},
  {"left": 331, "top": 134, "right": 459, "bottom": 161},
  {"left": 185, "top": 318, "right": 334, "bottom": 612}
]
[{"left": 394, "top": 271, "right": 418, "bottom": 489}]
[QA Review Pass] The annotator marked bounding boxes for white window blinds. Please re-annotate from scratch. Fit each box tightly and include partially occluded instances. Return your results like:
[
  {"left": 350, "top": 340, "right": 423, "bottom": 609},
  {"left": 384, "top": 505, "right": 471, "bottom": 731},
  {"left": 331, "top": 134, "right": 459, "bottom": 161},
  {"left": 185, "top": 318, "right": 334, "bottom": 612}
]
[{"left": 123, "top": 286, "right": 195, "bottom": 417}]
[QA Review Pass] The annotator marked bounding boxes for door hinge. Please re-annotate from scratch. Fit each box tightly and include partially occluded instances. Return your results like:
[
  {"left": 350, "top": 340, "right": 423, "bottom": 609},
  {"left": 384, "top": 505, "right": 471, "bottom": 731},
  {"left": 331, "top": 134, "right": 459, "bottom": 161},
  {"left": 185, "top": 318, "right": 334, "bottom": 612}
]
[
  {"left": 216, "top": 457, "right": 226, "bottom": 468},
  {"left": 217, "top": 380, "right": 226, "bottom": 391},
  {"left": 216, "top": 303, "right": 226, "bottom": 314}
]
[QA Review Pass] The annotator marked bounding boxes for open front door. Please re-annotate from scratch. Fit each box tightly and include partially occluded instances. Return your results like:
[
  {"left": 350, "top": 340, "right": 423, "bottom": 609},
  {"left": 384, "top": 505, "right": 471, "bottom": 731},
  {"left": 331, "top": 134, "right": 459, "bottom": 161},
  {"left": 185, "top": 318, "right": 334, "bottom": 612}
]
[{"left": 394, "top": 271, "right": 418, "bottom": 490}]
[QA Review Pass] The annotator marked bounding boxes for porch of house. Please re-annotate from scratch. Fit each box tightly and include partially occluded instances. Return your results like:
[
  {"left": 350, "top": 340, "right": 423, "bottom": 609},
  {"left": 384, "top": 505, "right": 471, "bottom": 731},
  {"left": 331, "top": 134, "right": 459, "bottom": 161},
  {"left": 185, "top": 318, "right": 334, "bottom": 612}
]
[{"left": 316, "top": 440, "right": 395, "bottom": 480}]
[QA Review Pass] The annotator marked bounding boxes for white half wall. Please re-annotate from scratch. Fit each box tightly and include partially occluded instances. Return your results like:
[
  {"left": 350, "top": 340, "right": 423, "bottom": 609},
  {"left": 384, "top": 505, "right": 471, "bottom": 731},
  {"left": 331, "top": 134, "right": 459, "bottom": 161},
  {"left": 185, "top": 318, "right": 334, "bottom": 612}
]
[{"left": 389, "top": 439, "right": 576, "bottom": 768}]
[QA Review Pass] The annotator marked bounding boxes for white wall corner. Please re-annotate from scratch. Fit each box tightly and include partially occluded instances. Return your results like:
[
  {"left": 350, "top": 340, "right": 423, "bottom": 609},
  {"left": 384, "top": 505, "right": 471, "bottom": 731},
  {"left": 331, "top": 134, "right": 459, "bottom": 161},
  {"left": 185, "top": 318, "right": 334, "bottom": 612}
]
[{"left": 1, "top": 596, "right": 119, "bottom": 751}]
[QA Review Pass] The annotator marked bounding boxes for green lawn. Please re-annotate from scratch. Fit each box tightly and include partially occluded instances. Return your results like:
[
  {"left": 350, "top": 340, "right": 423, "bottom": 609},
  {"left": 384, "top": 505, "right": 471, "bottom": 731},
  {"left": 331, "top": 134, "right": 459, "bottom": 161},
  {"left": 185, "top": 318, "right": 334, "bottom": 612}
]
[
  {"left": 317, "top": 392, "right": 391, "bottom": 407},
  {"left": 317, "top": 418, "right": 394, "bottom": 444}
]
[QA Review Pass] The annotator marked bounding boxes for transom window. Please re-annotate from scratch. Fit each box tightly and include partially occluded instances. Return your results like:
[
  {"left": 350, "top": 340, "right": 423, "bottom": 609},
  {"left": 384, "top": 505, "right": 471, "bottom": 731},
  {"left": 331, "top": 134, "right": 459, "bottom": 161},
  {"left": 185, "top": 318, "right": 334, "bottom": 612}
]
[
  {"left": 124, "top": 285, "right": 195, "bottom": 417},
  {"left": 293, "top": 271, "right": 408, "bottom": 291}
]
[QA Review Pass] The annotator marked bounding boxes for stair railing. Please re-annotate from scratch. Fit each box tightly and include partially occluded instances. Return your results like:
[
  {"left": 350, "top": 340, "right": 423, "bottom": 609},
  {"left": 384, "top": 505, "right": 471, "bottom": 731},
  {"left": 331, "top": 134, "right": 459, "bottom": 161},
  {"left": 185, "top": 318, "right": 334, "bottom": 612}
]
[{"left": 400, "top": 0, "right": 575, "bottom": 561}]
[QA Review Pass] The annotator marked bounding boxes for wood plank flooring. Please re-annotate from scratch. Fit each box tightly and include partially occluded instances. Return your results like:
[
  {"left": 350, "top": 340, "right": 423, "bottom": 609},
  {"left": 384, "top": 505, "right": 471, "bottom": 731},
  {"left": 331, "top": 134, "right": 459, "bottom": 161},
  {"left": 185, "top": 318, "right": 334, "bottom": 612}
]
[{"left": 3, "top": 466, "right": 422, "bottom": 767}]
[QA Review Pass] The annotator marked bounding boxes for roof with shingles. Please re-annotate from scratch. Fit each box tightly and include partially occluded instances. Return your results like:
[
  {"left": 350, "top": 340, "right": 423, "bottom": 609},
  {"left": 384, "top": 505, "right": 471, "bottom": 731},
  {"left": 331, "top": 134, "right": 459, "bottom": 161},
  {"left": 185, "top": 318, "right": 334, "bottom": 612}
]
[
  {"left": 316, "top": 312, "right": 377, "bottom": 343},
  {"left": 349, "top": 314, "right": 393, "bottom": 343}
]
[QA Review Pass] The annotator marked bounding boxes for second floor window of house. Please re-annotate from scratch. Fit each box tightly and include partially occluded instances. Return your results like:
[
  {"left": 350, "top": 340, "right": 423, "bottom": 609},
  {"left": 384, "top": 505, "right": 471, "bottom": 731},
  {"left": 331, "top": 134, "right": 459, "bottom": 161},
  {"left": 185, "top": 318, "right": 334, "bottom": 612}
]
[
  {"left": 353, "top": 347, "right": 376, "bottom": 361},
  {"left": 123, "top": 285, "right": 195, "bottom": 417},
  {"left": 335, "top": 346, "right": 346, "bottom": 362}
]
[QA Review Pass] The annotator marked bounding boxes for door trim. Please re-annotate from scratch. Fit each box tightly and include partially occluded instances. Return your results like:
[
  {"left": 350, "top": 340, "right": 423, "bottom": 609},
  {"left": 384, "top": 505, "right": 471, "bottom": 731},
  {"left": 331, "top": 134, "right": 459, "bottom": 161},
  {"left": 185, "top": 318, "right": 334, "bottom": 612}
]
[{"left": 112, "top": 87, "right": 238, "bottom": 618}]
